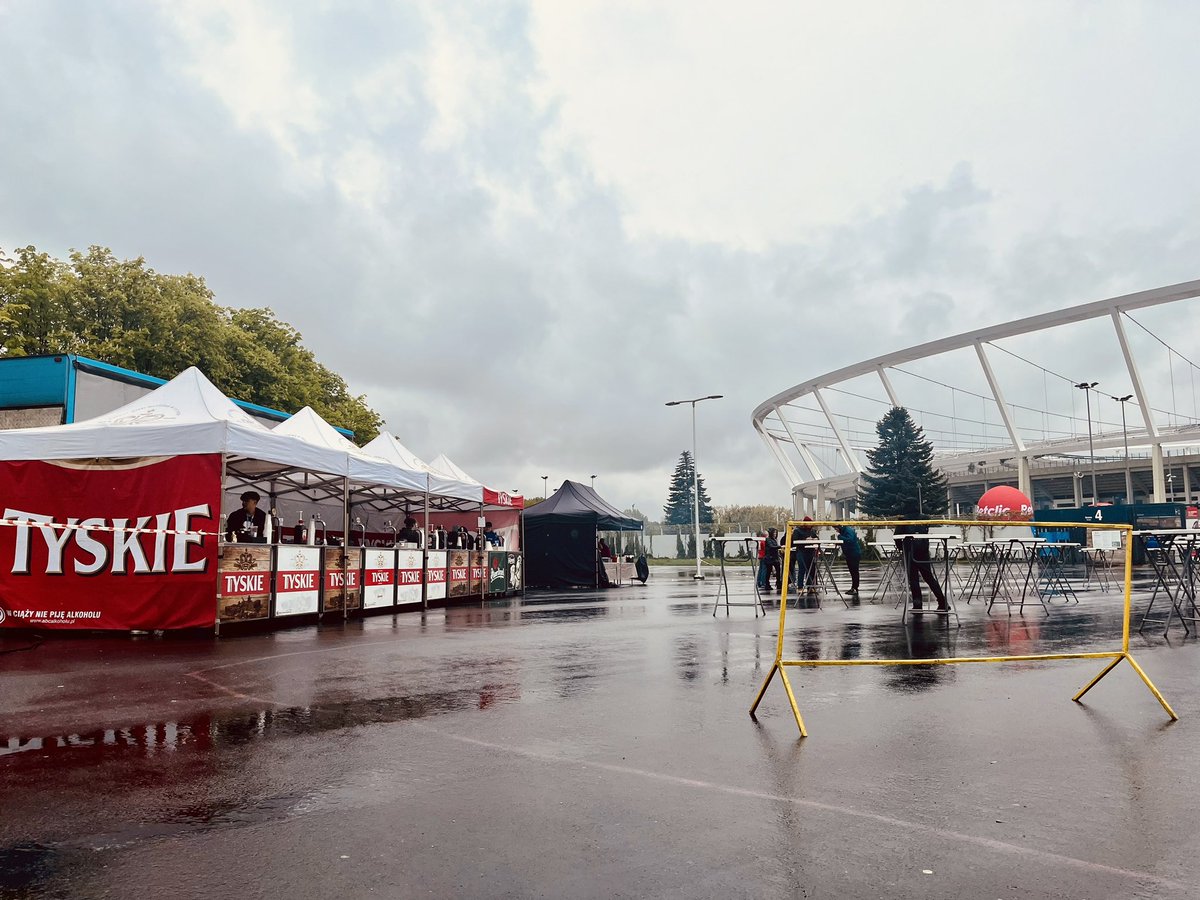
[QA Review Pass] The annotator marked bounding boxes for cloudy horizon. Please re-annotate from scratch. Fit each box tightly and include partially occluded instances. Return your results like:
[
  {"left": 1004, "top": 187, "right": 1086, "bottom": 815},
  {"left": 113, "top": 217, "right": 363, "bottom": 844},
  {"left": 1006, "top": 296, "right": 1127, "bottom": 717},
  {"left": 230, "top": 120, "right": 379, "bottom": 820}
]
[{"left": 4, "top": 1, "right": 1200, "bottom": 518}]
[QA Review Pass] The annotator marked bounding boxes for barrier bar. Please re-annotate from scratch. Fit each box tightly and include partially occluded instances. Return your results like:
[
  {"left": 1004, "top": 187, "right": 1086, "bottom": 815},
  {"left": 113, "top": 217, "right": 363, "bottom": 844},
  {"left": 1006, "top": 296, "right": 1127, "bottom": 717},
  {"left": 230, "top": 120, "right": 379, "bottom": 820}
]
[{"left": 750, "top": 519, "right": 1178, "bottom": 737}]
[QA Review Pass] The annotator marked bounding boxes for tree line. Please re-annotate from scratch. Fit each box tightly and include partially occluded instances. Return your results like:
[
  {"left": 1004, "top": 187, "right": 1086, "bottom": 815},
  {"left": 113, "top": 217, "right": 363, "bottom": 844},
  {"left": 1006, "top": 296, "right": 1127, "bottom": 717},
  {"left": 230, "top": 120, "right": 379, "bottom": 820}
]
[{"left": 0, "top": 245, "right": 381, "bottom": 440}]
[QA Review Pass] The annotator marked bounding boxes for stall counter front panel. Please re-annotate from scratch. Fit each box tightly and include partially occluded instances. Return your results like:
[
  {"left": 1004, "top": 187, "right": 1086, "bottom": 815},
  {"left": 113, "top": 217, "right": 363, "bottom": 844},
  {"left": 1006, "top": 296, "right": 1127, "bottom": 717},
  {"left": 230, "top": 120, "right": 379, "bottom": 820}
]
[
  {"left": 487, "top": 550, "right": 508, "bottom": 595},
  {"left": 470, "top": 550, "right": 485, "bottom": 596},
  {"left": 448, "top": 549, "right": 471, "bottom": 598},
  {"left": 274, "top": 546, "right": 321, "bottom": 616},
  {"left": 217, "top": 544, "right": 272, "bottom": 622},
  {"left": 362, "top": 548, "right": 397, "bottom": 609},
  {"left": 507, "top": 552, "right": 523, "bottom": 591},
  {"left": 426, "top": 550, "right": 448, "bottom": 602},
  {"left": 397, "top": 548, "right": 423, "bottom": 606},
  {"left": 323, "top": 547, "right": 362, "bottom": 613}
]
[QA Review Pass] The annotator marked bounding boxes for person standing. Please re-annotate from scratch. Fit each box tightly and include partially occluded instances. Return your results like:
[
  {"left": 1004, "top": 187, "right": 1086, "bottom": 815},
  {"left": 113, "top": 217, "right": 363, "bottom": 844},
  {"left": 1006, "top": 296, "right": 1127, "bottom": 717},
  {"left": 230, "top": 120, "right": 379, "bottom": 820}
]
[
  {"left": 764, "top": 527, "right": 783, "bottom": 593},
  {"left": 397, "top": 516, "right": 421, "bottom": 544},
  {"left": 894, "top": 522, "right": 948, "bottom": 611},
  {"left": 226, "top": 491, "right": 267, "bottom": 542},
  {"left": 836, "top": 524, "right": 863, "bottom": 596},
  {"left": 755, "top": 531, "right": 768, "bottom": 591},
  {"left": 791, "top": 517, "right": 818, "bottom": 592}
]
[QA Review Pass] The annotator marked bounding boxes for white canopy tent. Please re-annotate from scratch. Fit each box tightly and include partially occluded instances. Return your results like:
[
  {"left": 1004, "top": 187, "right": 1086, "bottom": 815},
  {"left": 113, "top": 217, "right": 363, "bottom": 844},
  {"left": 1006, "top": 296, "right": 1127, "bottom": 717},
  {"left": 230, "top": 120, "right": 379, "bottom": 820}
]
[
  {"left": 362, "top": 433, "right": 483, "bottom": 505},
  {"left": 0, "top": 367, "right": 474, "bottom": 511},
  {"left": 427, "top": 453, "right": 480, "bottom": 485}
]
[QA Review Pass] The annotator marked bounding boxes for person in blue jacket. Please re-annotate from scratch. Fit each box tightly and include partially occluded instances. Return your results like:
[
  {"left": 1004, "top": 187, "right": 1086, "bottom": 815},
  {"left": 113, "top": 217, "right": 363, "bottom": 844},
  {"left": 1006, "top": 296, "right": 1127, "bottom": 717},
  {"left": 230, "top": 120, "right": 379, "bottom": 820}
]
[{"left": 835, "top": 524, "right": 863, "bottom": 596}]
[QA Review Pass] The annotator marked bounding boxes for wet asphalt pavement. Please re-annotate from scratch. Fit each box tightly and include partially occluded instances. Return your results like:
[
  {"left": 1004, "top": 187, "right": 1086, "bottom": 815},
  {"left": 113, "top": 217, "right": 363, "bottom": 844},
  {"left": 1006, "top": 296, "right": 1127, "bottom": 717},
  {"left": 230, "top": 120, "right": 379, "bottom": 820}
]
[{"left": 2, "top": 564, "right": 1199, "bottom": 899}]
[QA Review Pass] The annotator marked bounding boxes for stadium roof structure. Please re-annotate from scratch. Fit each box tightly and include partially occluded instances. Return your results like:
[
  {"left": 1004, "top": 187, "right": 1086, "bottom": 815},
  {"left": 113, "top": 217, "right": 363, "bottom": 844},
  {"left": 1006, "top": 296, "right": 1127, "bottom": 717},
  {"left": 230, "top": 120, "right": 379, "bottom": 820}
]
[{"left": 752, "top": 279, "right": 1200, "bottom": 515}]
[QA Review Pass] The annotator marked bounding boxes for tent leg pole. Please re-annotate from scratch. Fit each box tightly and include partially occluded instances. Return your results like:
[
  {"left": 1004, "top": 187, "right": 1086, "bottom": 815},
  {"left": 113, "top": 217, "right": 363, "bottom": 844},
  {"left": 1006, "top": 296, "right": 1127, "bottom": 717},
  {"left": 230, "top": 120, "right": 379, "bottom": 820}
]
[
  {"left": 342, "top": 477, "right": 350, "bottom": 622},
  {"left": 215, "top": 453, "right": 228, "bottom": 637},
  {"left": 423, "top": 475, "right": 430, "bottom": 611}
]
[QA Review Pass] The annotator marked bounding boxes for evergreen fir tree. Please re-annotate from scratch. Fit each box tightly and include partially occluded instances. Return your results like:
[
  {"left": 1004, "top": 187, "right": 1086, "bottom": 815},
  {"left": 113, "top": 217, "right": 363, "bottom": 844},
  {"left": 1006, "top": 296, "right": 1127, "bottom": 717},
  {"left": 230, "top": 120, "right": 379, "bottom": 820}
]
[
  {"left": 675, "top": 533, "right": 687, "bottom": 559},
  {"left": 859, "top": 407, "right": 949, "bottom": 518},
  {"left": 662, "top": 451, "right": 714, "bottom": 525}
]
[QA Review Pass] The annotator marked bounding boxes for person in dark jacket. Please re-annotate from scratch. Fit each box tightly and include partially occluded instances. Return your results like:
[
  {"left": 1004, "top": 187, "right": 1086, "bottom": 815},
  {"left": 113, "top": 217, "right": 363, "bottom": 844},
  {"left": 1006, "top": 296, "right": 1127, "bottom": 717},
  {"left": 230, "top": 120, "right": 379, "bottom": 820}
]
[
  {"left": 791, "top": 517, "right": 818, "bottom": 592},
  {"left": 226, "top": 491, "right": 267, "bottom": 542},
  {"left": 763, "top": 527, "right": 782, "bottom": 592},
  {"left": 893, "top": 522, "right": 948, "bottom": 611},
  {"left": 835, "top": 524, "right": 862, "bottom": 596}
]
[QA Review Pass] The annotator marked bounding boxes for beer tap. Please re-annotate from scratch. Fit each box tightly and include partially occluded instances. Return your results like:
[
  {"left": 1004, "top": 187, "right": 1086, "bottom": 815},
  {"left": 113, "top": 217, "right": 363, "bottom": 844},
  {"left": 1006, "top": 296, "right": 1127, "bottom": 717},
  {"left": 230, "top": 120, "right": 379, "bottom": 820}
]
[
  {"left": 313, "top": 513, "right": 327, "bottom": 546},
  {"left": 354, "top": 516, "right": 367, "bottom": 546},
  {"left": 384, "top": 521, "right": 398, "bottom": 546}
]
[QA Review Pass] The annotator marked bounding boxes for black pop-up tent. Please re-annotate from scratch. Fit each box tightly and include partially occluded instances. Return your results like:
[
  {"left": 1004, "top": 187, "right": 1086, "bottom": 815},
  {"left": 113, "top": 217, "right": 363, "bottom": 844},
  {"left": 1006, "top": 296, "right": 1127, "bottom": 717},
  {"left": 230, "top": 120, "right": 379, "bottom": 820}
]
[{"left": 523, "top": 480, "right": 644, "bottom": 588}]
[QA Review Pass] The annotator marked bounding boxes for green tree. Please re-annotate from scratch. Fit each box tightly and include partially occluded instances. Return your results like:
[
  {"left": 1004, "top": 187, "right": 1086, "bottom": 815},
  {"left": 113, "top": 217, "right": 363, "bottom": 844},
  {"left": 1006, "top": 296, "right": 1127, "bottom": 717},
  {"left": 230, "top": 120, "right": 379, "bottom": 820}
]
[
  {"left": 0, "top": 245, "right": 382, "bottom": 441},
  {"left": 858, "top": 407, "right": 948, "bottom": 517},
  {"left": 662, "top": 451, "right": 714, "bottom": 525},
  {"left": 675, "top": 533, "right": 687, "bottom": 559}
]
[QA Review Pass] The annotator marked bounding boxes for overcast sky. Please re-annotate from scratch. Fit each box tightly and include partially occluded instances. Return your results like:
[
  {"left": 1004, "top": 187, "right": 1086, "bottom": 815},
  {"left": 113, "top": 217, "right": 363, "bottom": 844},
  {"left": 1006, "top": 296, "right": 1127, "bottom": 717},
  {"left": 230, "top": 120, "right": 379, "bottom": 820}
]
[{"left": 3, "top": 1, "right": 1200, "bottom": 517}]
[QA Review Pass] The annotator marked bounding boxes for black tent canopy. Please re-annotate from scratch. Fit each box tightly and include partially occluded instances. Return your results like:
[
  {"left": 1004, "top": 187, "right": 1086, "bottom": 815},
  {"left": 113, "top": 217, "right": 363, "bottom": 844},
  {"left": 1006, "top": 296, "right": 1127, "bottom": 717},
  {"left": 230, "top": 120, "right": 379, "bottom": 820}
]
[{"left": 524, "top": 480, "right": 643, "bottom": 587}]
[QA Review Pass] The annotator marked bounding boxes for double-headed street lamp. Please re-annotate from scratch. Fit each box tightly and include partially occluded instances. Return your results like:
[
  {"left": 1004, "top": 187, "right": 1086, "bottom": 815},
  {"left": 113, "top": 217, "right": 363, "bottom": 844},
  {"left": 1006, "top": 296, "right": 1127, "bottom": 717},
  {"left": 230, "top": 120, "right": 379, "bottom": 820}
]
[
  {"left": 1112, "top": 394, "right": 1134, "bottom": 503},
  {"left": 1075, "top": 381, "right": 1099, "bottom": 504},
  {"left": 665, "top": 394, "right": 723, "bottom": 580},
  {"left": 541, "top": 474, "right": 548, "bottom": 499},
  {"left": 590, "top": 474, "right": 597, "bottom": 489}
]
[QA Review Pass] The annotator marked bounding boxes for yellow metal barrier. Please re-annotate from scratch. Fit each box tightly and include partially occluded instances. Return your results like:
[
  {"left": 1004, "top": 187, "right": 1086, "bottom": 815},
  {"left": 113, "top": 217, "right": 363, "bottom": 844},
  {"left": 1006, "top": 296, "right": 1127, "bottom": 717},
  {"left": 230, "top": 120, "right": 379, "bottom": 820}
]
[{"left": 749, "top": 519, "right": 1178, "bottom": 737}]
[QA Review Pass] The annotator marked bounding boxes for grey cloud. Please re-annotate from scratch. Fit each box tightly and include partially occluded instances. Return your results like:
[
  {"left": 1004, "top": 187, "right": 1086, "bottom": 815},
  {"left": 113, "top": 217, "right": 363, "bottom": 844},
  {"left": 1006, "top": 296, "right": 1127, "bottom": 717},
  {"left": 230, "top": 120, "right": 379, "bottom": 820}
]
[{"left": 3, "top": 2, "right": 1200, "bottom": 514}]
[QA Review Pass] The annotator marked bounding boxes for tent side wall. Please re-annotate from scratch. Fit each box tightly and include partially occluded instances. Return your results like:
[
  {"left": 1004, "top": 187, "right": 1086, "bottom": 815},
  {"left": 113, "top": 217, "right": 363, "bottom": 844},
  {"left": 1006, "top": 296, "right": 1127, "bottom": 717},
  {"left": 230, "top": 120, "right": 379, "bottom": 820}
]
[
  {"left": 525, "top": 521, "right": 599, "bottom": 588},
  {"left": 0, "top": 454, "right": 223, "bottom": 631}
]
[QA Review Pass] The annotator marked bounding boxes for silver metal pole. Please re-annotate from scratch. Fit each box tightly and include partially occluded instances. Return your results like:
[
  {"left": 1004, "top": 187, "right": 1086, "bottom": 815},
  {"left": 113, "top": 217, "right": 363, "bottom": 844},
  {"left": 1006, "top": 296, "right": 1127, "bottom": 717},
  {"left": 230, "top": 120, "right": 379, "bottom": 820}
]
[
  {"left": 1086, "top": 389, "right": 1097, "bottom": 503},
  {"left": 692, "top": 401, "right": 701, "bottom": 580},
  {"left": 1115, "top": 394, "right": 1133, "bottom": 503},
  {"left": 423, "top": 474, "right": 430, "bottom": 611}
]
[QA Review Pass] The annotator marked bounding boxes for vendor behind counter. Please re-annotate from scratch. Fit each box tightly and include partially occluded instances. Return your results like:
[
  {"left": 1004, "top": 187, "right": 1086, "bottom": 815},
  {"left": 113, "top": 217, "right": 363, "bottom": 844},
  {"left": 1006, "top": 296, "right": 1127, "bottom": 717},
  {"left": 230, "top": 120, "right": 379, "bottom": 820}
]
[{"left": 226, "top": 491, "right": 267, "bottom": 543}]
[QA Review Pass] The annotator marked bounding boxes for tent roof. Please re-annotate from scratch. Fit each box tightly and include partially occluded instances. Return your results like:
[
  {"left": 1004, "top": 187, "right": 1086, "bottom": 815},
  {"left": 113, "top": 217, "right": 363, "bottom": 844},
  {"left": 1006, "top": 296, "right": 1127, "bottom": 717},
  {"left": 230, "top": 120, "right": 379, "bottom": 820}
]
[
  {"left": 360, "top": 432, "right": 483, "bottom": 504},
  {"left": 274, "top": 406, "right": 361, "bottom": 453},
  {"left": 0, "top": 366, "right": 337, "bottom": 469},
  {"left": 362, "top": 431, "right": 429, "bottom": 472},
  {"left": 0, "top": 367, "right": 456, "bottom": 501},
  {"left": 427, "top": 453, "right": 479, "bottom": 484},
  {"left": 522, "top": 480, "right": 643, "bottom": 531}
]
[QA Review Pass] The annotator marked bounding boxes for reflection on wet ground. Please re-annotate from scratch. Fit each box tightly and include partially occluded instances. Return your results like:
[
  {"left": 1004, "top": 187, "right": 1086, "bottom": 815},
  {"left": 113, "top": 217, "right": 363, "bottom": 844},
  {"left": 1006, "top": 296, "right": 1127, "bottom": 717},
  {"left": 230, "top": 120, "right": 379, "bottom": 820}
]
[{"left": 2, "top": 564, "right": 1198, "bottom": 898}]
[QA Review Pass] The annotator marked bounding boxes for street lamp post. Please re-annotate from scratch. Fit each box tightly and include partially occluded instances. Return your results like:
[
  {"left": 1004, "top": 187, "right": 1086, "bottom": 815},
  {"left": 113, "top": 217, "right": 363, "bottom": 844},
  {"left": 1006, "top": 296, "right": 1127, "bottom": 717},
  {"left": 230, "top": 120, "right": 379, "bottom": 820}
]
[
  {"left": 541, "top": 475, "right": 548, "bottom": 499},
  {"left": 1075, "top": 381, "right": 1099, "bottom": 504},
  {"left": 1112, "top": 394, "right": 1133, "bottom": 504},
  {"left": 665, "top": 394, "right": 723, "bottom": 580},
  {"left": 590, "top": 474, "right": 596, "bottom": 489}
]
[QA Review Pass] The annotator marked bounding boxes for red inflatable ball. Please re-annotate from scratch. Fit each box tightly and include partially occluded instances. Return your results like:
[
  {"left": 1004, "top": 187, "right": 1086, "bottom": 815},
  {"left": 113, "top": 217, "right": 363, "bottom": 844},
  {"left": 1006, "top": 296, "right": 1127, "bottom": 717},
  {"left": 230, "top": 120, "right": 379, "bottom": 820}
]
[{"left": 976, "top": 485, "right": 1033, "bottom": 521}]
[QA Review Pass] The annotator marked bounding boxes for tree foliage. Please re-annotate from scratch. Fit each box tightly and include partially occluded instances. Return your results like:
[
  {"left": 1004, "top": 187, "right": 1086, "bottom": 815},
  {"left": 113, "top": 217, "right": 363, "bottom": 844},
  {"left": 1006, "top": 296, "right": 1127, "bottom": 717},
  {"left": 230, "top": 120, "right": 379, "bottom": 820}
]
[
  {"left": 662, "top": 451, "right": 714, "bottom": 525},
  {"left": 0, "top": 245, "right": 381, "bottom": 441},
  {"left": 858, "top": 407, "right": 948, "bottom": 517},
  {"left": 712, "top": 504, "right": 791, "bottom": 528}
]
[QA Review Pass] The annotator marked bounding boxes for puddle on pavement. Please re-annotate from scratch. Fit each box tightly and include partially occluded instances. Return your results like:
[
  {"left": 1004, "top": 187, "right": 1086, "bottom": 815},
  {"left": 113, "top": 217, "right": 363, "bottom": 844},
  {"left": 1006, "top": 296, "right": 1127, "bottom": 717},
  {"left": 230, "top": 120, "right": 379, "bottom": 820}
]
[{"left": 1, "top": 682, "right": 520, "bottom": 761}]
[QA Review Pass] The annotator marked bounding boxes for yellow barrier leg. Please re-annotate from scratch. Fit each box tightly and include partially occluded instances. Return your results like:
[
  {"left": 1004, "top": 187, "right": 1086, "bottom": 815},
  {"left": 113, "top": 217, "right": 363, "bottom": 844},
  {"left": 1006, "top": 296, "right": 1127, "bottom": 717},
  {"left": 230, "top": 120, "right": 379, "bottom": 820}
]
[
  {"left": 1073, "top": 655, "right": 1125, "bottom": 702},
  {"left": 749, "top": 662, "right": 778, "bottom": 718},
  {"left": 777, "top": 666, "right": 808, "bottom": 738},
  {"left": 1124, "top": 653, "right": 1179, "bottom": 721}
]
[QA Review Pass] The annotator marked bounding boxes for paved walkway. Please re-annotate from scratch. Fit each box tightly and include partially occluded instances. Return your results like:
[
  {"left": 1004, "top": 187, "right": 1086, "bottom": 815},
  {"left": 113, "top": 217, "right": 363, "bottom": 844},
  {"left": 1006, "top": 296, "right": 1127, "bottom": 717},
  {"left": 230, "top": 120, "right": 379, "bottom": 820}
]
[{"left": 2, "top": 565, "right": 1198, "bottom": 898}]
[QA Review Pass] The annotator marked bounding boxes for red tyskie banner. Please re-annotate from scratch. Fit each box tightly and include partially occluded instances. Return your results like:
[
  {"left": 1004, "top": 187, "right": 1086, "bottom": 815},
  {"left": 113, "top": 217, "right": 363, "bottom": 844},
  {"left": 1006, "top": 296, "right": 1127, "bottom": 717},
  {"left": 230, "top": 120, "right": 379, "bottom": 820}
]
[
  {"left": 0, "top": 455, "right": 221, "bottom": 630},
  {"left": 483, "top": 488, "right": 524, "bottom": 509}
]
